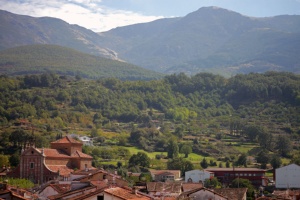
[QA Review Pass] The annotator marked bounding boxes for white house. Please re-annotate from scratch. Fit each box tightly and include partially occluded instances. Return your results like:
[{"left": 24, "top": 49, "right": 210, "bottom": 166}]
[
  {"left": 69, "top": 134, "right": 93, "bottom": 146},
  {"left": 185, "top": 169, "right": 213, "bottom": 183},
  {"left": 275, "top": 164, "right": 300, "bottom": 188},
  {"left": 78, "top": 135, "right": 93, "bottom": 146}
]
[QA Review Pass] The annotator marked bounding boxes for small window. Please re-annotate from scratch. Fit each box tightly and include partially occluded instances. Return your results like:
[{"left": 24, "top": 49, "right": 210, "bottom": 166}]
[
  {"left": 31, "top": 151, "right": 34, "bottom": 154},
  {"left": 30, "top": 162, "right": 34, "bottom": 169},
  {"left": 97, "top": 196, "right": 104, "bottom": 200}
]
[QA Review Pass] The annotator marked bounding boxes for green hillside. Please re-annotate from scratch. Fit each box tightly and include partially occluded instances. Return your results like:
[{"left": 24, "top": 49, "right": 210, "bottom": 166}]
[
  {"left": 0, "top": 44, "right": 163, "bottom": 80},
  {"left": 0, "top": 72, "right": 299, "bottom": 172}
]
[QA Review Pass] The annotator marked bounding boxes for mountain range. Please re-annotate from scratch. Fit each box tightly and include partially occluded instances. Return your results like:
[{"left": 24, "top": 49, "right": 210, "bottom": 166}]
[{"left": 0, "top": 7, "right": 300, "bottom": 77}]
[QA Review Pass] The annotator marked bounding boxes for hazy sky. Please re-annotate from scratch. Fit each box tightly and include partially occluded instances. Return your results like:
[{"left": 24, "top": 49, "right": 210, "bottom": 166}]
[{"left": 1, "top": 0, "right": 300, "bottom": 32}]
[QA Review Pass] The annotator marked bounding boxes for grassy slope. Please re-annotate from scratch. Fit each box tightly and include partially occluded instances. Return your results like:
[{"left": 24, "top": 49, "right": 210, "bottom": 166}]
[{"left": 0, "top": 44, "right": 163, "bottom": 80}]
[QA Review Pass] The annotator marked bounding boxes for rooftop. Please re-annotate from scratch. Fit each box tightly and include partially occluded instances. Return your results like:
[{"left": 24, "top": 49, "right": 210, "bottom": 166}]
[
  {"left": 46, "top": 165, "right": 74, "bottom": 176},
  {"left": 105, "top": 187, "right": 151, "bottom": 200},
  {"left": 51, "top": 136, "right": 82, "bottom": 144},
  {"left": 206, "top": 167, "right": 266, "bottom": 172},
  {"left": 146, "top": 182, "right": 182, "bottom": 193},
  {"left": 182, "top": 183, "right": 203, "bottom": 192},
  {"left": 49, "top": 184, "right": 71, "bottom": 194},
  {"left": 71, "top": 150, "right": 93, "bottom": 159},
  {"left": 214, "top": 188, "right": 248, "bottom": 200},
  {"left": 38, "top": 148, "right": 70, "bottom": 158}
]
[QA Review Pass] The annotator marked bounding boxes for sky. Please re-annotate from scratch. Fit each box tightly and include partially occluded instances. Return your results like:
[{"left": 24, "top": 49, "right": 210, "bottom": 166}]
[{"left": 1, "top": 0, "right": 300, "bottom": 32}]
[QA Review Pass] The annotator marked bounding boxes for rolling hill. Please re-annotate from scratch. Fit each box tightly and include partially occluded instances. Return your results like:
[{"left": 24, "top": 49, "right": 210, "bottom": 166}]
[{"left": 0, "top": 44, "right": 163, "bottom": 80}]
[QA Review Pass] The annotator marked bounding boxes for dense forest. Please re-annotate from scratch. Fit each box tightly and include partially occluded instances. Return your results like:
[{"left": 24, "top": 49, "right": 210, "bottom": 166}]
[{"left": 0, "top": 72, "right": 300, "bottom": 175}]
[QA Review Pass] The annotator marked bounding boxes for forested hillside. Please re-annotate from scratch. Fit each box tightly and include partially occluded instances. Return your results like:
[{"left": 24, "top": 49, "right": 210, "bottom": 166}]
[
  {"left": 0, "top": 45, "right": 162, "bottom": 80},
  {"left": 0, "top": 72, "right": 299, "bottom": 172}
]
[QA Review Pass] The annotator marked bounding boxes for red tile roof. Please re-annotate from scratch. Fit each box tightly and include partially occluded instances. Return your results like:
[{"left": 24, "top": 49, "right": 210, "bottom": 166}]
[
  {"left": 38, "top": 148, "right": 70, "bottom": 158},
  {"left": 48, "top": 186, "right": 96, "bottom": 200},
  {"left": 69, "top": 188, "right": 107, "bottom": 200},
  {"left": 105, "top": 187, "right": 151, "bottom": 200},
  {"left": 51, "top": 136, "right": 82, "bottom": 144},
  {"left": 72, "top": 150, "right": 93, "bottom": 159},
  {"left": 50, "top": 184, "right": 71, "bottom": 194},
  {"left": 90, "top": 180, "right": 108, "bottom": 189},
  {"left": 146, "top": 182, "right": 182, "bottom": 193},
  {"left": 214, "top": 188, "right": 248, "bottom": 200},
  {"left": 46, "top": 165, "right": 74, "bottom": 176},
  {"left": 182, "top": 183, "right": 203, "bottom": 192}
]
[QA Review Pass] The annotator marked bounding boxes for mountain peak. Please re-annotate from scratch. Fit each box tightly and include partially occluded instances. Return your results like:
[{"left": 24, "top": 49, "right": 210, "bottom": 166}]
[{"left": 195, "top": 6, "right": 241, "bottom": 15}]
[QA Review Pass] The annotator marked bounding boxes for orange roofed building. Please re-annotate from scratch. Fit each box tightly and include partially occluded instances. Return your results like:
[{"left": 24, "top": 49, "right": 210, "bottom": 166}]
[{"left": 8, "top": 136, "right": 93, "bottom": 184}]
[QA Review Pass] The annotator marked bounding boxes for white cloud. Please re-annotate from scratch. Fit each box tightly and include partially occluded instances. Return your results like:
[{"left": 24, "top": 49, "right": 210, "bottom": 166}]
[{"left": 0, "top": 0, "right": 163, "bottom": 32}]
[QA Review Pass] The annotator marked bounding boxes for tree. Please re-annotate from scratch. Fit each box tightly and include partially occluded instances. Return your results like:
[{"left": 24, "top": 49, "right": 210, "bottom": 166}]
[
  {"left": 235, "top": 153, "right": 247, "bottom": 167},
  {"left": 0, "top": 154, "right": 9, "bottom": 167},
  {"left": 0, "top": 177, "right": 34, "bottom": 189},
  {"left": 128, "top": 152, "right": 150, "bottom": 168},
  {"left": 226, "top": 160, "right": 230, "bottom": 168},
  {"left": 276, "top": 135, "right": 292, "bottom": 157},
  {"left": 167, "top": 138, "right": 179, "bottom": 159},
  {"left": 204, "top": 177, "right": 221, "bottom": 188},
  {"left": 167, "top": 157, "right": 194, "bottom": 175},
  {"left": 231, "top": 178, "right": 254, "bottom": 198},
  {"left": 291, "top": 150, "right": 300, "bottom": 165},
  {"left": 258, "top": 131, "right": 273, "bottom": 150},
  {"left": 9, "top": 129, "right": 33, "bottom": 148},
  {"left": 243, "top": 125, "right": 264, "bottom": 142},
  {"left": 139, "top": 173, "right": 152, "bottom": 182},
  {"left": 270, "top": 155, "right": 282, "bottom": 169},
  {"left": 9, "top": 152, "right": 20, "bottom": 167},
  {"left": 256, "top": 150, "right": 270, "bottom": 169},
  {"left": 180, "top": 144, "right": 192, "bottom": 158},
  {"left": 200, "top": 158, "right": 208, "bottom": 169}
]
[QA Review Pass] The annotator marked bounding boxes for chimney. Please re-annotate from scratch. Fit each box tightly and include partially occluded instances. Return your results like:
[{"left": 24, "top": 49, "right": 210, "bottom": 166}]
[{"left": 133, "top": 187, "right": 138, "bottom": 195}]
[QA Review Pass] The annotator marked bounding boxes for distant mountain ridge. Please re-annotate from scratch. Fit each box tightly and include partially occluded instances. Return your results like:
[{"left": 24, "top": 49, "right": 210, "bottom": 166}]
[
  {"left": 0, "top": 10, "right": 117, "bottom": 60},
  {"left": 1, "top": 7, "right": 300, "bottom": 76},
  {"left": 99, "top": 7, "right": 300, "bottom": 75}
]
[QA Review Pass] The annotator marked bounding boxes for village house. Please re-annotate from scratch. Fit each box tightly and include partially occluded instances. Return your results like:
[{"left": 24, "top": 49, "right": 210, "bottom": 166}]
[
  {"left": 214, "top": 188, "right": 248, "bottom": 200},
  {"left": 69, "top": 133, "right": 94, "bottom": 146},
  {"left": 36, "top": 168, "right": 128, "bottom": 200},
  {"left": 7, "top": 136, "right": 93, "bottom": 184},
  {"left": 71, "top": 168, "right": 128, "bottom": 187},
  {"left": 144, "top": 182, "right": 203, "bottom": 199},
  {"left": 185, "top": 169, "right": 214, "bottom": 183},
  {"left": 149, "top": 169, "right": 181, "bottom": 182},
  {"left": 38, "top": 183, "right": 71, "bottom": 200},
  {"left": 206, "top": 167, "right": 267, "bottom": 187},
  {"left": 178, "top": 187, "right": 229, "bottom": 200},
  {"left": 0, "top": 181, "right": 36, "bottom": 200},
  {"left": 275, "top": 164, "right": 300, "bottom": 189}
]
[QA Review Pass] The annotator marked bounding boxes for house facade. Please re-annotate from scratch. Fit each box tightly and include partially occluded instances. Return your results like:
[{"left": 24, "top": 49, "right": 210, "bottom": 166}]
[
  {"left": 275, "top": 164, "right": 300, "bottom": 189},
  {"left": 7, "top": 136, "right": 93, "bottom": 184},
  {"left": 185, "top": 169, "right": 213, "bottom": 183},
  {"left": 206, "top": 167, "right": 267, "bottom": 187},
  {"left": 149, "top": 170, "right": 181, "bottom": 182}
]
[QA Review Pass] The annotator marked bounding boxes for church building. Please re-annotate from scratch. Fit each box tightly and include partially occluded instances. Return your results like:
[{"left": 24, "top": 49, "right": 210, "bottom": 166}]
[{"left": 8, "top": 136, "right": 93, "bottom": 184}]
